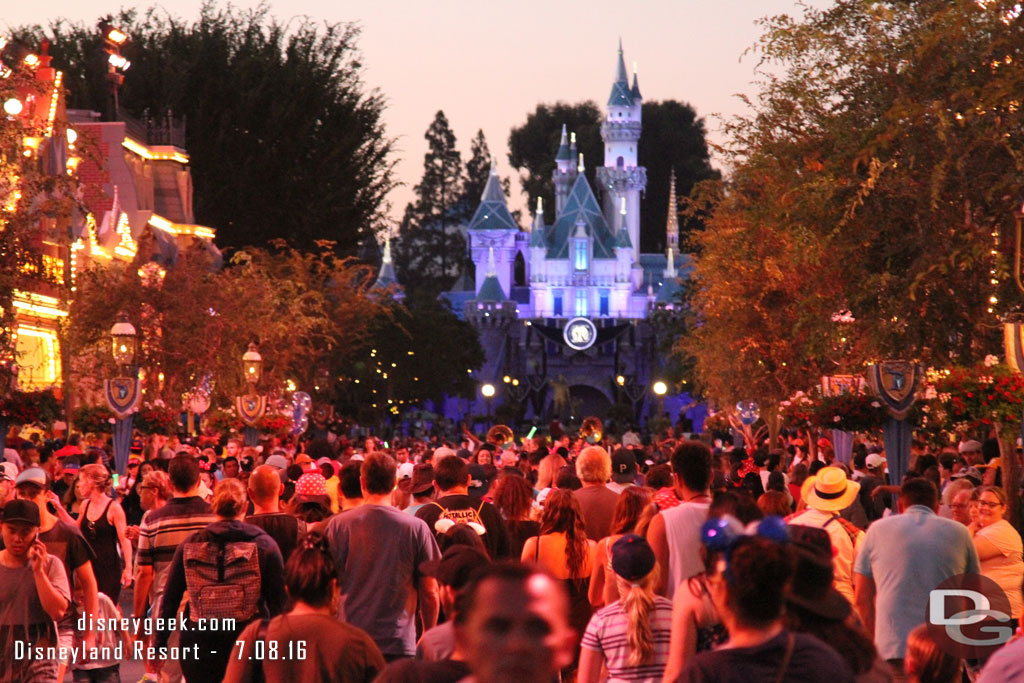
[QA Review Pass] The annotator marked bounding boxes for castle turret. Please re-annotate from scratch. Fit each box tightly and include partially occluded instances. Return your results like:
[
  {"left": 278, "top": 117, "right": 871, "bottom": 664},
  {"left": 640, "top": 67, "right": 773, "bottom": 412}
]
[
  {"left": 596, "top": 40, "right": 647, "bottom": 256},
  {"left": 664, "top": 169, "right": 679, "bottom": 278},
  {"left": 554, "top": 125, "right": 573, "bottom": 214}
]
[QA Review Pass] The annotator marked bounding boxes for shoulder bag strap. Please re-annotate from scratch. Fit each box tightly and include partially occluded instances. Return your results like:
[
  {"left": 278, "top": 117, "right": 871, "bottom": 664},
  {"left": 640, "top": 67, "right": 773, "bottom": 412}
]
[
  {"left": 771, "top": 632, "right": 796, "bottom": 683},
  {"left": 534, "top": 535, "right": 541, "bottom": 563}
]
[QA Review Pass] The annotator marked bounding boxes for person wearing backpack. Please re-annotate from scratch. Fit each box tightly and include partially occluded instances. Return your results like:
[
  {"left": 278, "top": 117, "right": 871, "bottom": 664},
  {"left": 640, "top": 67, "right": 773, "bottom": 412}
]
[
  {"left": 155, "top": 478, "right": 286, "bottom": 683},
  {"left": 415, "top": 455, "right": 511, "bottom": 559}
]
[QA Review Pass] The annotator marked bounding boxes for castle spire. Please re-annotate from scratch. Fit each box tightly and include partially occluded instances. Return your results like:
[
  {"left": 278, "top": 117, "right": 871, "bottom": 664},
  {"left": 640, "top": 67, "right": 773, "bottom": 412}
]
[
  {"left": 486, "top": 246, "right": 497, "bottom": 277},
  {"left": 631, "top": 61, "right": 642, "bottom": 100},
  {"left": 577, "top": 153, "right": 585, "bottom": 174},
  {"left": 382, "top": 234, "right": 392, "bottom": 264},
  {"left": 616, "top": 37, "right": 628, "bottom": 84},
  {"left": 555, "top": 124, "right": 571, "bottom": 161},
  {"left": 666, "top": 169, "right": 679, "bottom": 251}
]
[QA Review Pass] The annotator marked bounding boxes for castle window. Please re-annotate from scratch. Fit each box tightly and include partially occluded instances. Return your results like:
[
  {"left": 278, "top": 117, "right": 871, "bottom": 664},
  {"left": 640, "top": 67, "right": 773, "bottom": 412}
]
[
  {"left": 616, "top": 156, "right": 624, "bottom": 168},
  {"left": 553, "top": 290, "right": 564, "bottom": 317},
  {"left": 575, "top": 289, "right": 588, "bottom": 316},
  {"left": 599, "top": 289, "right": 610, "bottom": 316},
  {"left": 574, "top": 241, "right": 588, "bottom": 271}
]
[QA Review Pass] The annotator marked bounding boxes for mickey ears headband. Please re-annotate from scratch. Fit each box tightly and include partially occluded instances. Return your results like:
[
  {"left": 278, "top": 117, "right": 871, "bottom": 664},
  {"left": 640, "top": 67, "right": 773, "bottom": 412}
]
[{"left": 700, "top": 515, "right": 789, "bottom": 583}]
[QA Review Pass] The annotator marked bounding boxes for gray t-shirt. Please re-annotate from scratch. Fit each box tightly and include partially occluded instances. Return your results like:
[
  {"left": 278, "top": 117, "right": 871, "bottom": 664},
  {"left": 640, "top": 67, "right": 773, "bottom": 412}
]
[
  {"left": 0, "top": 554, "right": 70, "bottom": 625},
  {"left": 324, "top": 504, "right": 441, "bottom": 657}
]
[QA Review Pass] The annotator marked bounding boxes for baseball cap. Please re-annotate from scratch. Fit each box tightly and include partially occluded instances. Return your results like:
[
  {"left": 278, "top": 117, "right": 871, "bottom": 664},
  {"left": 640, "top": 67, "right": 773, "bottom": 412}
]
[
  {"left": 397, "top": 462, "right": 415, "bottom": 481},
  {"left": 62, "top": 460, "right": 81, "bottom": 474},
  {"left": 15, "top": 467, "right": 47, "bottom": 488},
  {"left": 1, "top": 499, "right": 41, "bottom": 526},
  {"left": 865, "top": 454, "right": 886, "bottom": 470},
  {"left": 610, "top": 448, "right": 637, "bottom": 483},
  {"left": 294, "top": 454, "right": 313, "bottom": 466},
  {"left": 958, "top": 440, "right": 983, "bottom": 454},
  {"left": 419, "top": 545, "right": 489, "bottom": 590},
  {"left": 816, "top": 438, "right": 832, "bottom": 449},
  {"left": 264, "top": 455, "right": 288, "bottom": 470},
  {"left": 0, "top": 462, "right": 17, "bottom": 483},
  {"left": 610, "top": 534, "right": 656, "bottom": 582},
  {"left": 432, "top": 446, "right": 456, "bottom": 462},
  {"left": 952, "top": 466, "right": 983, "bottom": 485}
]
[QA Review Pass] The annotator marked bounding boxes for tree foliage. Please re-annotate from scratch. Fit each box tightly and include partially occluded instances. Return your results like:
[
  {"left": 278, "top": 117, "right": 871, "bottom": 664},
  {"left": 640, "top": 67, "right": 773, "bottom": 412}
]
[
  {"left": 507, "top": 100, "right": 717, "bottom": 252},
  {"left": 340, "top": 290, "right": 485, "bottom": 420},
  {"left": 67, "top": 242, "right": 388, "bottom": 407},
  {"left": 679, "top": 0, "right": 1024, "bottom": 429},
  {"left": 18, "top": 3, "right": 395, "bottom": 253},
  {"left": 507, "top": 101, "right": 603, "bottom": 219},
  {"left": 395, "top": 110, "right": 466, "bottom": 295},
  {"left": 460, "top": 129, "right": 510, "bottom": 218}
]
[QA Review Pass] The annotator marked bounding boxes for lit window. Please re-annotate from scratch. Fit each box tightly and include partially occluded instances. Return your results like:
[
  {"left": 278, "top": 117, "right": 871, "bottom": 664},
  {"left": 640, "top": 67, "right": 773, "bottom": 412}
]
[
  {"left": 599, "top": 289, "right": 610, "bottom": 316},
  {"left": 553, "top": 290, "right": 563, "bottom": 317},
  {"left": 576, "top": 289, "right": 588, "bottom": 316},
  {"left": 575, "top": 241, "right": 588, "bottom": 271}
]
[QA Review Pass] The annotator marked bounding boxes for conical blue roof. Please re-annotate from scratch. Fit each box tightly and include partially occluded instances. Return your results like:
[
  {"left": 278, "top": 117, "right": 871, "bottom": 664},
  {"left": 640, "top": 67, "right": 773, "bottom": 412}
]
[
  {"left": 477, "top": 275, "right": 507, "bottom": 301},
  {"left": 373, "top": 237, "right": 398, "bottom": 288},
  {"left": 631, "top": 72, "right": 642, "bottom": 100},
  {"left": 468, "top": 166, "right": 518, "bottom": 232},
  {"left": 555, "top": 124, "right": 571, "bottom": 162},
  {"left": 615, "top": 227, "right": 632, "bottom": 249},
  {"left": 608, "top": 41, "right": 634, "bottom": 107},
  {"left": 546, "top": 175, "right": 616, "bottom": 259},
  {"left": 530, "top": 198, "right": 547, "bottom": 248},
  {"left": 656, "top": 275, "right": 683, "bottom": 303}
]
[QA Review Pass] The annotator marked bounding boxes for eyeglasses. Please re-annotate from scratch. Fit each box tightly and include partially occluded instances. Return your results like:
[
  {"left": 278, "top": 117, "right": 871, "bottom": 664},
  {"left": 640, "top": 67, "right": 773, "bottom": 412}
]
[{"left": 977, "top": 500, "right": 1004, "bottom": 509}]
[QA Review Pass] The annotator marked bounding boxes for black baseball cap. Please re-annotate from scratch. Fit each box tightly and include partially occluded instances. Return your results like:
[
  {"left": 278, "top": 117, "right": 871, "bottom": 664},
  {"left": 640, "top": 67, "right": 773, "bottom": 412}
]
[{"left": 1, "top": 499, "right": 41, "bottom": 527}]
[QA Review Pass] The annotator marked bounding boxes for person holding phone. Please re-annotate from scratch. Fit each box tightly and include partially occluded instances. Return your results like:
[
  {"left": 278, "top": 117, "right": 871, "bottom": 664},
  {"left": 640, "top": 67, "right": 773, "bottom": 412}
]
[{"left": 0, "top": 499, "right": 71, "bottom": 682}]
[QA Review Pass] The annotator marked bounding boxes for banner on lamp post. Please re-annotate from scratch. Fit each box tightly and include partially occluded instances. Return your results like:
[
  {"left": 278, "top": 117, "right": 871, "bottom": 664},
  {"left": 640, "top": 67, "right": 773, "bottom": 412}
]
[
  {"left": 104, "top": 377, "right": 141, "bottom": 419},
  {"left": 1003, "top": 321, "right": 1024, "bottom": 374},
  {"left": 235, "top": 393, "right": 267, "bottom": 427},
  {"left": 865, "top": 361, "right": 922, "bottom": 509}
]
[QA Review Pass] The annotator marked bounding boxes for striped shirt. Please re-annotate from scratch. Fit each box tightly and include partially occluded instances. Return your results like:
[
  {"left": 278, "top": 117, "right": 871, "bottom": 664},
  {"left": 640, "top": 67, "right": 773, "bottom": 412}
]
[
  {"left": 581, "top": 596, "right": 673, "bottom": 682},
  {"left": 136, "top": 496, "right": 216, "bottom": 609}
]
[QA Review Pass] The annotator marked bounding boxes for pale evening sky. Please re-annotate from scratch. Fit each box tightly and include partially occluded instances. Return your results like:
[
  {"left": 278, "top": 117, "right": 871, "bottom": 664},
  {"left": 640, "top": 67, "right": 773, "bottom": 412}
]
[{"left": 4, "top": 0, "right": 831, "bottom": 224}]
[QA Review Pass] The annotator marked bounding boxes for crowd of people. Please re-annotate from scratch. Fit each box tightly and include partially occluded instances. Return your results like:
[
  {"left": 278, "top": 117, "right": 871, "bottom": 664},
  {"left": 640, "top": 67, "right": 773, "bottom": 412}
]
[{"left": 0, "top": 420, "right": 1022, "bottom": 682}]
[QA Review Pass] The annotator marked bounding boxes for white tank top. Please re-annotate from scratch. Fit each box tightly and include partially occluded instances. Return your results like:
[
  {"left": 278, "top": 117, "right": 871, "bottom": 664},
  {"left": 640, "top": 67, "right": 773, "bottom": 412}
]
[{"left": 662, "top": 501, "right": 711, "bottom": 599}]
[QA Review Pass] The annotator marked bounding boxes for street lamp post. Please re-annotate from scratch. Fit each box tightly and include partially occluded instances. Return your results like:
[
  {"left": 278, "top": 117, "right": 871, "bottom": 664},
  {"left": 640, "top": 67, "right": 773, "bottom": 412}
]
[
  {"left": 235, "top": 342, "right": 267, "bottom": 446},
  {"left": 652, "top": 381, "right": 668, "bottom": 419},
  {"left": 104, "top": 312, "right": 140, "bottom": 475},
  {"left": 481, "top": 383, "right": 496, "bottom": 427}
]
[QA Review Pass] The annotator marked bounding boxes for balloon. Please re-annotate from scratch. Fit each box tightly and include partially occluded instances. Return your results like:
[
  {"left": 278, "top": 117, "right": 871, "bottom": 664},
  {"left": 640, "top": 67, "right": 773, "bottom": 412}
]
[
  {"left": 291, "top": 391, "right": 312, "bottom": 435},
  {"left": 736, "top": 400, "right": 760, "bottom": 425}
]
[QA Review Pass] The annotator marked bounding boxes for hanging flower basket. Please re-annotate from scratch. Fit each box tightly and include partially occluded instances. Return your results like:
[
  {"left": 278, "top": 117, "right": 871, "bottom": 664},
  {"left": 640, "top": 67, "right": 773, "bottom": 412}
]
[
  {"left": 72, "top": 405, "right": 115, "bottom": 434},
  {"left": 927, "top": 358, "right": 1024, "bottom": 431},
  {"left": 0, "top": 388, "right": 62, "bottom": 426},
  {"left": 810, "top": 391, "right": 889, "bottom": 432},
  {"left": 134, "top": 403, "right": 179, "bottom": 435},
  {"left": 778, "top": 392, "right": 815, "bottom": 429}
]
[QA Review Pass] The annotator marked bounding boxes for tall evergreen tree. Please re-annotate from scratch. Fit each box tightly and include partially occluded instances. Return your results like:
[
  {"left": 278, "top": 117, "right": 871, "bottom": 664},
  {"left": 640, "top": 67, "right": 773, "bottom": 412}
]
[
  {"left": 395, "top": 111, "right": 465, "bottom": 294},
  {"left": 459, "top": 129, "right": 510, "bottom": 219}
]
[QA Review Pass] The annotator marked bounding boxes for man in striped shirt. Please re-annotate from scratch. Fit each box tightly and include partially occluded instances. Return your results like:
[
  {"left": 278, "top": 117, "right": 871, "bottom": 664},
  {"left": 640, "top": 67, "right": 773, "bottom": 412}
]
[{"left": 134, "top": 455, "right": 216, "bottom": 682}]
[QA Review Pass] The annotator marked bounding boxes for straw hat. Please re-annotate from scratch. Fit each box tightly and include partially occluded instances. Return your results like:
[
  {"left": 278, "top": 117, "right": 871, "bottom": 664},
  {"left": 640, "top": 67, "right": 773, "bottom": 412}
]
[{"left": 801, "top": 466, "right": 860, "bottom": 512}]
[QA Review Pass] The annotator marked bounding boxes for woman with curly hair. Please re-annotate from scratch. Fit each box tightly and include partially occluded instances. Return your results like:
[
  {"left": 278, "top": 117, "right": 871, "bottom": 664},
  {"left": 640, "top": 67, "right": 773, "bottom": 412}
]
[
  {"left": 522, "top": 488, "right": 596, "bottom": 670},
  {"left": 491, "top": 472, "right": 539, "bottom": 557}
]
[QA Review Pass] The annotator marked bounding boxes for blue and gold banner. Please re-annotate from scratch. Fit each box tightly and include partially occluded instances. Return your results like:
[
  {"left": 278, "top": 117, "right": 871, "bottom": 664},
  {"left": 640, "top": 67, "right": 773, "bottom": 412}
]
[
  {"left": 864, "top": 361, "right": 922, "bottom": 420},
  {"left": 235, "top": 393, "right": 267, "bottom": 427},
  {"left": 104, "top": 377, "right": 141, "bottom": 419}
]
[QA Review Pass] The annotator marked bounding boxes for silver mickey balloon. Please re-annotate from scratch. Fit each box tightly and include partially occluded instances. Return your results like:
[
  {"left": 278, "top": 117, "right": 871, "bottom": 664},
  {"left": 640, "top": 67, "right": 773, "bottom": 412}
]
[{"left": 291, "top": 391, "right": 312, "bottom": 435}]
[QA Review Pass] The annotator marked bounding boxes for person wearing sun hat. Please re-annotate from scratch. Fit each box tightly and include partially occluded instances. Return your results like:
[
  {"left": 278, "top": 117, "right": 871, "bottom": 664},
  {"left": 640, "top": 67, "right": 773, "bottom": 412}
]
[{"left": 789, "top": 466, "right": 863, "bottom": 605}]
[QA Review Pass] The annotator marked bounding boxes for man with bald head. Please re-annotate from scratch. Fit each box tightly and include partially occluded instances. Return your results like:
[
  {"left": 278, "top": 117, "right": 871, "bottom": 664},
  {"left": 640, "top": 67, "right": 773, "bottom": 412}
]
[{"left": 246, "top": 464, "right": 305, "bottom": 561}]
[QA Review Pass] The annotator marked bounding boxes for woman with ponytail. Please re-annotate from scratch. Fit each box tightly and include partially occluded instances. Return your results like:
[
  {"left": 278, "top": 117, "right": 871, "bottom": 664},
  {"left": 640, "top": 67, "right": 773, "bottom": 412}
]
[
  {"left": 578, "top": 534, "right": 673, "bottom": 683},
  {"left": 225, "top": 532, "right": 385, "bottom": 682}
]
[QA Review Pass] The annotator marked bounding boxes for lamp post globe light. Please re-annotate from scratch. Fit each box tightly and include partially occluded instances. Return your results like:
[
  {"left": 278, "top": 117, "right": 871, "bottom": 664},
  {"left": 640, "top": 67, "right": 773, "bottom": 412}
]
[
  {"left": 653, "top": 380, "right": 668, "bottom": 417},
  {"left": 110, "top": 312, "right": 136, "bottom": 370},
  {"left": 481, "top": 383, "right": 496, "bottom": 426},
  {"left": 242, "top": 342, "right": 263, "bottom": 386}
]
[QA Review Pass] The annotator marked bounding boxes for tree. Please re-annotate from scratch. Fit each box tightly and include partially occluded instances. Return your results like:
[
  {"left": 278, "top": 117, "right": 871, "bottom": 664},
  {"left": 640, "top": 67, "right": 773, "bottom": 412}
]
[
  {"left": 459, "top": 129, "right": 510, "bottom": 219},
  {"left": 507, "top": 101, "right": 602, "bottom": 216},
  {"left": 67, "top": 241, "right": 388, "bottom": 407},
  {"left": 395, "top": 111, "right": 465, "bottom": 295},
  {"left": 507, "top": 100, "right": 717, "bottom": 251},
  {"left": 677, "top": 0, "right": 1024, "bottom": 444},
  {"left": 340, "top": 290, "right": 485, "bottom": 420},
  {"left": 19, "top": 4, "right": 396, "bottom": 253},
  {"left": 638, "top": 101, "right": 719, "bottom": 253}
]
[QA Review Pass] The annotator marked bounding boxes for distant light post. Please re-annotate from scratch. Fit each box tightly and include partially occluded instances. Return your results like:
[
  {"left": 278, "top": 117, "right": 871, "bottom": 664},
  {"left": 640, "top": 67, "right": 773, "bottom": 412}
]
[
  {"left": 236, "top": 342, "right": 267, "bottom": 446},
  {"left": 105, "top": 312, "right": 140, "bottom": 474},
  {"left": 481, "top": 383, "right": 496, "bottom": 426},
  {"left": 653, "top": 380, "right": 668, "bottom": 417}
]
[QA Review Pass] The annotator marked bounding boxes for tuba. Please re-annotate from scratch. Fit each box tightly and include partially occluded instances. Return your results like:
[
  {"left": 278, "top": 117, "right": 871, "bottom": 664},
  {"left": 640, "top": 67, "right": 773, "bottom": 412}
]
[{"left": 486, "top": 424, "right": 514, "bottom": 448}]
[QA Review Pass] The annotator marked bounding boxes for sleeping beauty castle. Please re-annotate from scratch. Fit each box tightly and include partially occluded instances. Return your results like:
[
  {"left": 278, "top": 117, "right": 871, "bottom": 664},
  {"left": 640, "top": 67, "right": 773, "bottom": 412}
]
[{"left": 383, "top": 43, "right": 690, "bottom": 420}]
